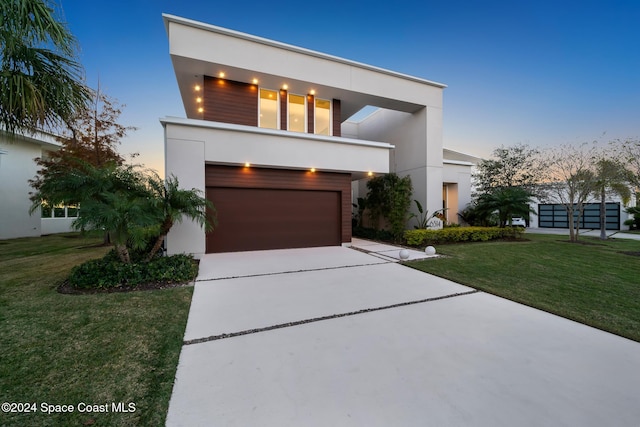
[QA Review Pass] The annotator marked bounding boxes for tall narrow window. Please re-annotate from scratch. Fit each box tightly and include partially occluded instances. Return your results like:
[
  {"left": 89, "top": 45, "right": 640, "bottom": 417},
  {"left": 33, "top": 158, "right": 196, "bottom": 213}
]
[
  {"left": 288, "top": 94, "right": 306, "bottom": 133},
  {"left": 315, "top": 99, "right": 331, "bottom": 135},
  {"left": 259, "top": 89, "right": 278, "bottom": 129}
]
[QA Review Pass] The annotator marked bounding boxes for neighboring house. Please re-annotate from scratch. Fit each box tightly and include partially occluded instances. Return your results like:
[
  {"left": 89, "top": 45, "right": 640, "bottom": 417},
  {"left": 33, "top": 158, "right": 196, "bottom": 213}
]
[
  {"left": 161, "top": 14, "right": 476, "bottom": 256},
  {"left": 528, "top": 193, "right": 635, "bottom": 231},
  {"left": 0, "top": 131, "right": 75, "bottom": 239}
]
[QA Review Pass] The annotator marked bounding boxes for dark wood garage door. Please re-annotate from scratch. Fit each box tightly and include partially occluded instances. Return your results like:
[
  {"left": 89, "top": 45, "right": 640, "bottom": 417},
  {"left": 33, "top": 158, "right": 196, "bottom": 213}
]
[
  {"left": 206, "top": 187, "right": 340, "bottom": 253},
  {"left": 205, "top": 165, "right": 351, "bottom": 253}
]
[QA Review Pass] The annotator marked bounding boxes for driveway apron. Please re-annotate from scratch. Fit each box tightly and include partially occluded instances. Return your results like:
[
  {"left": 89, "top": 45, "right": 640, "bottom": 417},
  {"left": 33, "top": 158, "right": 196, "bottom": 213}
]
[{"left": 166, "top": 245, "right": 640, "bottom": 427}]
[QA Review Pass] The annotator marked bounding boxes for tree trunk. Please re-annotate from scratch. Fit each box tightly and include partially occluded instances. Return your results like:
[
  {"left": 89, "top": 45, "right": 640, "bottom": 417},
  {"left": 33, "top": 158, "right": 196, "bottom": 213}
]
[
  {"left": 115, "top": 243, "right": 130, "bottom": 263},
  {"left": 145, "top": 234, "right": 167, "bottom": 262},
  {"left": 599, "top": 187, "right": 607, "bottom": 240},
  {"left": 567, "top": 207, "right": 577, "bottom": 242},
  {"left": 144, "top": 218, "right": 173, "bottom": 262}
]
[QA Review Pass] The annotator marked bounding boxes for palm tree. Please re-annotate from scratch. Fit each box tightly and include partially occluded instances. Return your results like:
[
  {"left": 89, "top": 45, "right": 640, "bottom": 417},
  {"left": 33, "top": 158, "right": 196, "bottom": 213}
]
[
  {"left": 475, "top": 187, "right": 534, "bottom": 228},
  {"left": 593, "top": 159, "right": 631, "bottom": 240},
  {"left": 31, "top": 160, "right": 155, "bottom": 263},
  {"left": 143, "top": 174, "right": 216, "bottom": 262},
  {"left": 0, "top": 0, "right": 90, "bottom": 135}
]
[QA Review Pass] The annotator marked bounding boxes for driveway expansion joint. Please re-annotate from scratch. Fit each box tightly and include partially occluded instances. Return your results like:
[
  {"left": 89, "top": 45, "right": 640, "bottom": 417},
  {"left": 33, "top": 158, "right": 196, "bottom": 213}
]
[
  {"left": 195, "top": 261, "right": 394, "bottom": 282},
  {"left": 183, "top": 289, "right": 480, "bottom": 346}
]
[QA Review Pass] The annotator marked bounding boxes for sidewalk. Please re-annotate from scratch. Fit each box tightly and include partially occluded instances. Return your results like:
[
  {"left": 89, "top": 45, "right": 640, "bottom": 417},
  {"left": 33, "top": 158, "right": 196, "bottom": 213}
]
[{"left": 527, "top": 228, "right": 640, "bottom": 240}]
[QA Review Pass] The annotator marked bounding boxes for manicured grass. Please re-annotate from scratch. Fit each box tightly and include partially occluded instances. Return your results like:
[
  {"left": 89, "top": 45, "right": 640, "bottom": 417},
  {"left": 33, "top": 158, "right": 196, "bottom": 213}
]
[
  {"left": 0, "top": 233, "right": 193, "bottom": 426},
  {"left": 406, "top": 233, "right": 640, "bottom": 342}
]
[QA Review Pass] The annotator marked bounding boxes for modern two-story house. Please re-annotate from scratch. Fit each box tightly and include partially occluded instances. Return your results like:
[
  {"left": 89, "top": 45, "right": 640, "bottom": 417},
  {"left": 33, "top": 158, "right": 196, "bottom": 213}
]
[{"left": 161, "top": 14, "right": 475, "bottom": 256}]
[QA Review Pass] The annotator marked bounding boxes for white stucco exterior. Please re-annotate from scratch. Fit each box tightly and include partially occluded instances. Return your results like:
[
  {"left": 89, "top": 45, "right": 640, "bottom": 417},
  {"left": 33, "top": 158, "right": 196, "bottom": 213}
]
[{"left": 161, "top": 14, "right": 476, "bottom": 255}]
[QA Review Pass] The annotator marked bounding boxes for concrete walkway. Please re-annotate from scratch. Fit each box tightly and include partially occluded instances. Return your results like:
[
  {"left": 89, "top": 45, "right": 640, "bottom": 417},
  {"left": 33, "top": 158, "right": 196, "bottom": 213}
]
[
  {"left": 166, "top": 243, "right": 640, "bottom": 426},
  {"left": 528, "top": 227, "right": 640, "bottom": 240}
]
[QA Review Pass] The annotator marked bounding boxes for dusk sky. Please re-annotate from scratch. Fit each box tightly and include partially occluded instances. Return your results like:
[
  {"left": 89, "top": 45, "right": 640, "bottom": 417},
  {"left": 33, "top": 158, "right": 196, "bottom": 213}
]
[{"left": 60, "top": 0, "right": 640, "bottom": 175}]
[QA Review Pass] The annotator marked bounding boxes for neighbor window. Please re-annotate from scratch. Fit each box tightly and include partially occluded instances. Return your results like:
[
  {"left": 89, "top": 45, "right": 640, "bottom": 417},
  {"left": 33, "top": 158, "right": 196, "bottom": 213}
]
[
  {"left": 288, "top": 94, "right": 306, "bottom": 133},
  {"left": 314, "top": 99, "right": 331, "bottom": 135},
  {"left": 41, "top": 202, "right": 79, "bottom": 218},
  {"left": 259, "top": 89, "right": 278, "bottom": 129}
]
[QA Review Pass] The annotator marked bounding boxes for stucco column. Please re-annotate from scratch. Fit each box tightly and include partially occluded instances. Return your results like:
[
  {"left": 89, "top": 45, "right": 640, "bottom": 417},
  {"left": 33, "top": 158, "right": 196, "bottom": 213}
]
[
  {"left": 164, "top": 125, "right": 206, "bottom": 257},
  {"left": 424, "top": 106, "right": 443, "bottom": 226}
]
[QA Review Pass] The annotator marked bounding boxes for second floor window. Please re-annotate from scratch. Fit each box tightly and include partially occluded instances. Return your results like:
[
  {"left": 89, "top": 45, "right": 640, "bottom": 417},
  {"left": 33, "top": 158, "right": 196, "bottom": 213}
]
[
  {"left": 259, "top": 89, "right": 278, "bottom": 129},
  {"left": 315, "top": 99, "right": 331, "bottom": 136},
  {"left": 288, "top": 94, "right": 306, "bottom": 133}
]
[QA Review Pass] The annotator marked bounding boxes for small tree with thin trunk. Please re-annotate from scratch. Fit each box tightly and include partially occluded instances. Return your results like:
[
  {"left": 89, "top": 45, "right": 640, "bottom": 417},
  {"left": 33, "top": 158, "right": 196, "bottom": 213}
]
[
  {"left": 613, "top": 138, "right": 640, "bottom": 203},
  {"left": 592, "top": 157, "right": 631, "bottom": 240},
  {"left": 541, "top": 143, "right": 598, "bottom": 242}
]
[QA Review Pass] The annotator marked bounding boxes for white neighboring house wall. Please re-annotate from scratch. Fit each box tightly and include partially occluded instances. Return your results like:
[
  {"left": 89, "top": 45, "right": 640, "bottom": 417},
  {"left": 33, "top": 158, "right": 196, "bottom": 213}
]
[{"left": 0, "top": 131, "right": 74, "bottom": 239}]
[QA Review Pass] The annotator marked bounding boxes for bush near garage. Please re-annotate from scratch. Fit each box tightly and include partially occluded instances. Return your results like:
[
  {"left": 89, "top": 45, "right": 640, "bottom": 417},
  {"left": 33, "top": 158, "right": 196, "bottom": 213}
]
[
  {"left": 404, "top": 226, "right": 524, "bottom": 246},
  {"left": 68, "top": 250, "right": 197, "bottom": 289}
]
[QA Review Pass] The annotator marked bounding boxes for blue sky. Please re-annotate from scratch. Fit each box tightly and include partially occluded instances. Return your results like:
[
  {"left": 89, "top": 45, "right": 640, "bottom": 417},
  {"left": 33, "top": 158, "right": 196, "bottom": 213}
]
[{"left": 60, "top": 0, "right": 640, "bottom": 174}]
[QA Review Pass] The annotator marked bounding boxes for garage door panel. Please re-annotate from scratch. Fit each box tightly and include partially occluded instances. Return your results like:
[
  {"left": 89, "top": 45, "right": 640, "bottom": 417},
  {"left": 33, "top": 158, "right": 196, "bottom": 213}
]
[{"left": 207, "top": 187, "right": 340, "bottom": 253}]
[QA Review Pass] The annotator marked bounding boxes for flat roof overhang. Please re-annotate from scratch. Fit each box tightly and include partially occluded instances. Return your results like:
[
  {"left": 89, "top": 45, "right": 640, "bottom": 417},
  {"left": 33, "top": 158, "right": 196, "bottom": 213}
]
[{"left": 163, "top": 14, "right": 446, "bottom": 121}]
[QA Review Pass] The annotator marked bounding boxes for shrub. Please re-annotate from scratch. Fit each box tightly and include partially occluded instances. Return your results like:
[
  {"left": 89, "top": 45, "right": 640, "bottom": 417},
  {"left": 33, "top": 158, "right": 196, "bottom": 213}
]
[
  {"left": 404, "top": 226, "right": 524, "bottom": 246},
  {"left": 352, "top": 226, "right": 395, "bottom": 242},
  {"left": 365, "top": 173, "right": 413, "bottom": 241},
  {"left": 625, "top": 207, "right": 640, "bottom": 230},
  {"left": 68, "top": 251, "right": 197, "bottom": 289}
]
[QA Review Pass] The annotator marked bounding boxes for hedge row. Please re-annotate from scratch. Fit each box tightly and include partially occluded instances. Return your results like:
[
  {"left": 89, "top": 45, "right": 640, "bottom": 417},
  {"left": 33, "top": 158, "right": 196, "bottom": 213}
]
[{"left": 404, "top": 226, "right": 523, "bottom": 246}]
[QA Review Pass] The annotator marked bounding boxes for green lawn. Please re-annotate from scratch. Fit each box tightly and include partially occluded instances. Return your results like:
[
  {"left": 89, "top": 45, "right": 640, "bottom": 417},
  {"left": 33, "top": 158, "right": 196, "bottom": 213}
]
[
  {"left": 0, "top": 233, "right": 193, "bottom": 426},
  {"left": 407, "top": 232, "right": 640, "bottom": 342}
]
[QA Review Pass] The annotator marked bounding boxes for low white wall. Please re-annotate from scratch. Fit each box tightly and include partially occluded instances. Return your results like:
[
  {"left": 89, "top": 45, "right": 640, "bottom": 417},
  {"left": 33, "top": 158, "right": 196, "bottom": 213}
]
[{"left": 41, "top": 218, "right": 76, "bottom": 235}]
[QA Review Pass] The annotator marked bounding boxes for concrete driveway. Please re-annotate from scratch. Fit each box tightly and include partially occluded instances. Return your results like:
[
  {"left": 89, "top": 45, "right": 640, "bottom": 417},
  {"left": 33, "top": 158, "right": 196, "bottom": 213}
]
[{"left": 166, "top": 245, "right": 640, "bottom": 427}]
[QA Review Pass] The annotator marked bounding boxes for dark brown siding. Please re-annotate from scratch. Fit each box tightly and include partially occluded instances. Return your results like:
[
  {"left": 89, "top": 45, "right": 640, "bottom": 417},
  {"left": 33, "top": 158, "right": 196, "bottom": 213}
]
[
  {"left": 307, "top": 94, "right": 314, "bottom": 134},
  {"left": 203, "top": 76, "right": 258, "bottom": 126},
  {"left": 332, "top": 99, "right": 341, "bottom": 137},
  {"left": 279, "top": 90, "right": 287, "bottom": 130},
  {"left": 205, "top": 165, "right": 351, "bottom": 253}
]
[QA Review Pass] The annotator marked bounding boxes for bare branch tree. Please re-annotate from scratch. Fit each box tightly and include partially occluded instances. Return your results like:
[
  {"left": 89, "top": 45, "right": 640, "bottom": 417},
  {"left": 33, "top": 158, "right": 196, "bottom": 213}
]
[
  {"left": 541, "top": 143, "right": 598, "bottom": 242},
  {"left": 612, "top": 138, "right": 640, "bottom": 201}
]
